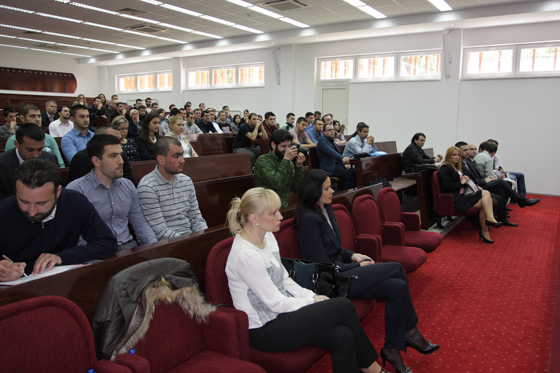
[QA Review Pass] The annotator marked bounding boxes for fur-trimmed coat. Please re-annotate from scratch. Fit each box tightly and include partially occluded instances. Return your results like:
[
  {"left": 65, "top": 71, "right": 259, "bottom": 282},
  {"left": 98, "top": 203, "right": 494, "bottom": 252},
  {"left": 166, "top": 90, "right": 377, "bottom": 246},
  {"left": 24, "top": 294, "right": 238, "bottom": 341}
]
[{"left": 92, "top": 258, "right": 215, "bottom": 360}]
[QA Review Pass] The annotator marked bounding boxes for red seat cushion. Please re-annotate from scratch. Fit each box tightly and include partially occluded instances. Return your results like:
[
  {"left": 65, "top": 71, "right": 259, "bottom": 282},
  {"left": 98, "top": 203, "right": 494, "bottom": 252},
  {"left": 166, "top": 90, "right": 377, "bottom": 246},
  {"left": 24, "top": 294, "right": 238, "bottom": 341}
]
[{"left": 170, "top": 351, "right": 265, "bottom": 373}]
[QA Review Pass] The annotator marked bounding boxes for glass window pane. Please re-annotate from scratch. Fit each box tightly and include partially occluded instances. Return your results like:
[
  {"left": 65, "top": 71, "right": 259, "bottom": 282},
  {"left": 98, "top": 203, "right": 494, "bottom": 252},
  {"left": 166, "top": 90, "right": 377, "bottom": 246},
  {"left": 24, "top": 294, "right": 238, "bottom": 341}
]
[
  {"left": 188, "top": 70, "right": 210, "bottom": 88},
  {"left": 119, "top": 76, "right": 136, "bottom": 92},
  {"left": 358, "top": 56, "right": 395, "bottom": 78},
  {"left": 320, "top": 59, "right": 354, "bottom": 80},
  {"left": 157, "top": 73, "right": 173, "bottom": 89},
  {"left": 400, "top": 54, "right": 441, "bottom": 77},
  {"left": 213, "top": 68, "right": 236, "bottom": 86},
  {"left": 465, "top": 50, "right": 513, "bottom": 74},
  {"left": 239, "top": 65, "right": 264, "bottom": 85},
  {"left": 519, "top": 46, "right": 560, "bottom": 72}
]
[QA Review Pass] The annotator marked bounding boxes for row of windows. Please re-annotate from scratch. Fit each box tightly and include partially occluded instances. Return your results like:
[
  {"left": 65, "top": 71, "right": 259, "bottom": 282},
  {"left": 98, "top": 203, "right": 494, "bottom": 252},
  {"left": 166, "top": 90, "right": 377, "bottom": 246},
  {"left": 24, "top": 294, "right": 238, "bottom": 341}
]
[
  {"left": 118, "top": 72, "right": 173, "bottom": 93},
  {"left": 187, "top": 64, "right": 265, "bottom": 89}
]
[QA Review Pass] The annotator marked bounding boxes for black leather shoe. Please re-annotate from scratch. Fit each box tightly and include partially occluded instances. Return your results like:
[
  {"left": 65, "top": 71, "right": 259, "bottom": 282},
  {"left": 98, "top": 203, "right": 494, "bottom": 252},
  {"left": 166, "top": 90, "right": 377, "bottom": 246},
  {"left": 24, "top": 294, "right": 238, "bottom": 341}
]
[
  {"left": 478, "top": 231, "right": 494, "bottom": 244},
  {"left": 485, "top": 220, "right": 503, "bottom": 228},
  {"left": 405, "top": 337, "right": 440, "bottom": 355},
  {"left": 519, "top": 198, "right": 540, "bottom": 208},
  {"left": 381, "top": 348, "right": 412, "bottom": 373},
  {"left": 506, "top": 207, "right": 513, "bottom": 211},
  {"left": 502, "top": 219, "right": 518, "bottom": 227}
]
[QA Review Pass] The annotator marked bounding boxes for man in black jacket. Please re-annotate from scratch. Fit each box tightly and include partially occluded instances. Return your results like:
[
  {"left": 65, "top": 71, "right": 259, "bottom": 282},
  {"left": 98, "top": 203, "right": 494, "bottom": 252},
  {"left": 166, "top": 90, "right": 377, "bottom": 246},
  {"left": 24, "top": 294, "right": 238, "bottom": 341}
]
[{"left": 402, "top": 132, "right": 442, "bottom": 173}]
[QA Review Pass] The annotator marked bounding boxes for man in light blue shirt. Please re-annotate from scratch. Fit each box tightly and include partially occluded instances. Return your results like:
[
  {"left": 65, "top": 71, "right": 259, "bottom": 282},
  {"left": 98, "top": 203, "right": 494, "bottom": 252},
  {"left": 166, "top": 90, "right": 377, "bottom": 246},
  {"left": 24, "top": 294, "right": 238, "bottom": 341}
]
[
  {"left": 342, "top": 122, "right": 387, "bottom": 158},
  {"left": 305, "top": 118, "right": 324, "bottom": 144},
  {"left": 61, "top": 105, "right": 94, "bottom": 162},
  {"left": 67, "top": 134, "right": 157, "bottom": 250}
]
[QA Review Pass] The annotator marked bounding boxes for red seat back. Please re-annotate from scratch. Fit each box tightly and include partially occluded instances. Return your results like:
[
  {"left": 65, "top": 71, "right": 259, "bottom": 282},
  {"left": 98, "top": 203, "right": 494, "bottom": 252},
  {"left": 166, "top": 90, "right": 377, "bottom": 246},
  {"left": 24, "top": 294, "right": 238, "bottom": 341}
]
[
  {"left": 205, "top": 236, "right": 235, "bottom": 307},
  {"left": 432, "top": 171, "right": 442, "bottom": 211},
  {"left": 332, "top": 204, "right": 356, "bottom": 252},
  {"left": 273, "top": 218, "right": 302, "bottom": 258},
  {"left": 377, "top": 187, "right": 402, "bottom": 223},
  {"left": 350, "top": 195, "right": 383, "bottom": 237}
]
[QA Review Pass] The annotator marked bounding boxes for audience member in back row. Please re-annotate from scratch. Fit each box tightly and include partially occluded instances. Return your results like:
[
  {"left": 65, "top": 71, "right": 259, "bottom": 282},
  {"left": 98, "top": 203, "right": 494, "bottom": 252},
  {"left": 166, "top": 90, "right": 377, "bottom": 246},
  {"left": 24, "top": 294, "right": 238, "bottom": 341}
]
[
  {"left": 127, "top": 108, "right": 142, "bottom": 138},
  {"left": 165, "top": 116, "right": 198, "bottom": 158},
  {"left": 113, "top": 116, "right": 141, "bottom": 162},
  {"left": 290, "top": 116, "right": 316, "bottom": 149},
  {"left": 48, "top": 106, "right": 73, "bottom": 138},
  {"left": 280, "top": 112, "right": 295, "bottom": 130},
  {"left": 67, "top": 135, "right": 157, "bottom": 251},
  {"left": 0, "top": 124, "right": 59, "bottom": 201},
  {"left": 0, "top": 158, "right": 118, "bottom": 281},
  {"left": 137, "top": 137, "right": 208, "bottom": 240},
  {"left": 262, "top": 111, "right": 279, "bottom": 138},
  {"left": 317, "top": 122, "right": 356, "bottom": 190},
  {"left": 197, "top": 109, "right": 219, "bottom": 133},
  {"left": 232, "top": 112, "right": 268, "bottom": 168},
  {"left": 342, "top": 122, "right": 386, "bottom": 159},
  {"left": 41, "top": 100, "right": 58, "bottom": 129},
  {"left": 184, "top": 111, "right": 203, "bottom": 134},
  {"left": 136, "top": 112, "right": 160, "bottom": 161},
  {"left": 401, "top": 132, "right": 443, "bottom": 173},
  {"left": 61, "top": 105, "right": 94, "bottom": 163},
  {"left": 67, "top": 123, "right": 137, "bottom": 186},
  {"left": 0, "top": 107, "right": 18, "bottom": 138},
  {"left": 305, "top": 118, "right": 324, "bottom": 144},
  {"left": 4, "top": 104, "right": 66, "bottom": 168},
  {"left": 254, "top": 129, "right": 306, "bottom": 208}
]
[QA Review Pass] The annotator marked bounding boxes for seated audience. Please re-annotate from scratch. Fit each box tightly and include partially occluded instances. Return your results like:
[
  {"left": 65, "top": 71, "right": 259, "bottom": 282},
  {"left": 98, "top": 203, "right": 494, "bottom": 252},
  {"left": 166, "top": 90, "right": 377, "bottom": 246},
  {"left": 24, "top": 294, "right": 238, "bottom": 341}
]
[
  {"left": 225, "top": 187, "right": 385, "bottom": 373},
  {"left": 136, "top": 112, "right": 160, "bottom": 161},
  {"left": 241, "top": 109, "right": 250, "bottom": 125},
  {"left": 128, "top": 109, "right": 142, "bottom": 138},
  {"left": 73, "top": 93, "right": 86, "bottom": 107},
  {"left": 4, "top": 104, "right": 65, "bottom": 168},
  {"left": 61, "top": 105, "right": 94, "bottom": 163},
  {"left": 342, "top": 122, "right": 387, "bottom": 158},
  {"left": 67, "top": 123, "right": 137, "bottom": 185},
  {"left": 88, "top": 96, "right": 107, "bottom": 121},
  {"left": 317, "top": 122, "right": 356, "bottom": 190},
  {"left": 137, "top": 137, "right": 208, "bottom": 240},
  {"left": 0, "top": 107, "right": 18, "bottom": 138},
  {"left": 197, "top": 109, "right": 220, "bottom": 133},
  {"left": 295, "top": 170, "right": 438, "bottom": 373},
  {"left": 305, "top": 111, "right": 315, "bottom": 126},
  {"left": 333, "top": 119, "right": 346, "bottom": 144},
  {"left": 305, "top": 118, "right": 324, "bottom": 144},
  {"left": 262, "top": 111, "right": 279, "bottom": 137},
  {"left": 0, "top": 158, "right": 118, "bottom": 281},
  {"left": 105, "top": 94, "right": 119, "bottom": 119},
  {"left": 48, "top": 106, "right": 73, "bottom": 138},
  {"left": 216, "top": 110, "right": 238, "bottom": 134},
  {"left": 41, "top": 100, "right": 58, "bottom": 129},
  {"left": 184, "top": 111, "right": 203, "bottom": 134},
  {"left": 289, "top": 116, "right": 316, "bottom": 149},
  {"left": 113, "top": 116, "right": 141, "bottom": 162},
  {"left": 110, "top": 102, "right": 129, "bottom": 122},
  {"left": 165, "top": 116, "right": 198, "bottom": 158},
  {"left": 138, "top": 105, "right": 147, "bottom": 123},
  {"left": 160, "top": 107, "right": 179, "bottom": 136},
  {"left": 67, "top": 135, "right": 157, "bottom": 250},
  {"left": 487, "top": 139, "right": 527, "bottom": 197},
  {"left": 232, "top": 114, "right": 242, "bottom": 130},
  {"left": 280, "top": 112, "right": 295, "bottom": 130},
  {"left": 439, "top": 146, "right": 501, "bottom": 243},
  {"left": 402, "top": 132, "right": 443, "bottom": 173},
  {"left": 98, "top": 93, "right": 108, "bottom": 109},
  {"left": 254, "top": 129, "right": 306, "bottom": 208},
  {"left": 0, "top": 124, "right": 59, "bottom": 200},
  {"left": 232, "top": 112, "right": 268, "bottom": 167}
]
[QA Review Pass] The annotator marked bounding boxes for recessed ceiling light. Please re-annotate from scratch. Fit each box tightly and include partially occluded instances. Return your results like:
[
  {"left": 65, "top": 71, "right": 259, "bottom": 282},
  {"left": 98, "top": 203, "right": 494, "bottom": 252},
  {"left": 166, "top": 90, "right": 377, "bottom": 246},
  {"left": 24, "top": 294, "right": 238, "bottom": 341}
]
[
  {"left": 233, "top": 25, "right": 264, "bottom": 34},
  {"left": 192, "top": 31, "right": 223, "bottom": 39},
  {"left": 428, "top": 0, "right": 452, "bottom": 12},
  {"left": 159, "top": 4, "right": 201, "bottom": 17},
  {"left": 0, "top": 43, "right": 29, "bottom": 49},
  {"left": 71, "top": 3, "right": 118, "bottom": 15},
  {"left": 279, "top": 17, "right": 309, "bottom": 28},
  {"left": 201, "top": 15, "right": 235, "bottom": 26},
  {"left": 249, "top": 6, "right": 283, "bottom": 19},
  {"left": 119, "top": 14, "right": 161, "bottom": 24},
  {"left": 36, "top": 13, "right": 83, "bottom": 23},
  {"left": 29, "top": 48, "right": 62, "bottom": 54},
  {"left": 0, "top": 5, "right": 34, "bottom": 14},
  {"left": 63, "top": 52, "right": 92, "bottom": 57},
  {"left": 357, "top": 5, "right": 386, "bottom": 19},
  {"left": 84, "top": 22, "right": 123, "bottom": 31},
  {"left": 226, "top": 0, "right": 252, "bottom": 7}
]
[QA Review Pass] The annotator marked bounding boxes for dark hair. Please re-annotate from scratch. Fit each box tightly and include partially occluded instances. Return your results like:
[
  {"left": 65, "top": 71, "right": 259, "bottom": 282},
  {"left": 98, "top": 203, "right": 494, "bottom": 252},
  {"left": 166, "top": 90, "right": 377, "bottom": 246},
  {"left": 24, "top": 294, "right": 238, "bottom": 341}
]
[
  {"left": 313, "top": 118, "right": 323, "bottom": 126},
  {"left": 232, "top": 114, "right": 241, "bottom": 123},
  {"left": 286, "top": 112, "right": 295, "bottom": 119},
  {"left": 455, "top": 141, "right": 468, "bottom": 148},
  {"left": 3, "top": 106, "right": 15, "bottom": 118},
  {"left": 296, "top": 116, "right": 306, "bottom": 125},
  {"left": 136, "top": 98, "right": 142, "bottom": 103},
  {"left": 222, "top": 105, "right": 229, "bottom": 110},
  {"left": 270, "top": 129, "right": 293, "bottom": 146},
  {"left": 117, "top": 102, "right": 126, "bottom": 107},
  {"left": 294, "top": 169, "right": 330, "bottom": 226},
  {"left": 154, "top": 137, "right": 181, "bottom": 157},
  {"left": 479, "top": 141, "right": 489, "bottom": 152},
  {"left": 411, "top": 132, "right": 426, "bottom": 143},
  {"left": 305, "top": 111, "right": 314, "bottom": 118},
  {"left": 95, "top": 123, "right": 120, "bottom": 134},
  {"left": 314, "top": 111, "right": 322, "bottom": 118},
  {"left": 145, "top": 97, "right": 151, "bottom": 101},
  {"left": 15, "top": 158, "right": 62, "bottom": 191},
  {"left": 349, "top": 122, "right": 368, "bottom": 139},
  {"left": 265, "top": 111, "right": 275, "bottom": 120},
  {"left": 19, "top": 103, "right": 40, "bottom": 117},
  {"left": 321, "top": 114, "right": 332, "bottom": 122},
  {"left": 249, "top": 113, "right": 258, "bottom": 120},
  {"left": 70, "top": 105, "right": 89, "bottom": 118},
  {"left": 111, "top": 94, "right": 118, "bottom": 100},
  {"left": 138, "top": 105, "right": 146, "bottom": 110},
  {"left": 487, "top": 139, "right": 498, "bottom": 145},
  {"left": 57, "top": 106, "right": 69, "bottom": 114},
  {"left": 203, "top": 109, "right": 211, "bottom": 116},
  {"left": 141, "top": 112, "right": 160, "bottom": 141},
  {"left": 170, "top": 108, "right": 181, "bottom": 116},
  {"left": 186, "top": 111, "right": 194, "bottom": 119},
  {"left": 169, "top": 104, "right": 176, "bottom": 110},
  {"left": 15, "top": 123, "right": 46, "bottom": 144},
  {"left": 87, "top": 134, "right": 121, "bottom": 160},
  {"left": 484, "top": 143, "right": 497, "bottom": 153},
  {"left": 157, "top": 108, "right": 165, "bottom": 115},
  {"left": 194, "top": 108, "right": 201, "bottom": 114}
]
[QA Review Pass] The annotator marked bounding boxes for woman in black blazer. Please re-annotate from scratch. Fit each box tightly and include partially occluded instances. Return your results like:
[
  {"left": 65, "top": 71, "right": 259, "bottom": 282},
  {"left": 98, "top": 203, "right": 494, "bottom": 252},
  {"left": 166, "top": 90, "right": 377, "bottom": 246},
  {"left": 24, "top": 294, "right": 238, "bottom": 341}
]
[
  {"left": 136, "top": 112, "right": 160, "bottom": 160},
  {"left": 295, "top": 170, "right": 439, "bottom": 373},
  {"left": 438, "top": 146, "right": 500, "bottom": 243}
]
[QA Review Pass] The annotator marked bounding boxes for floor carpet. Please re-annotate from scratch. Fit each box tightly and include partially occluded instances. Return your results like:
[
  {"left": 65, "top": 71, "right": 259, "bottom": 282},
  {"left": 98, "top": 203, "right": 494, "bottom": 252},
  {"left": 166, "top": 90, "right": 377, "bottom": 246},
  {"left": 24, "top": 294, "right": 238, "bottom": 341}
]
[{"left": 307, "top": 194, "right": 560, "bottom": 372}]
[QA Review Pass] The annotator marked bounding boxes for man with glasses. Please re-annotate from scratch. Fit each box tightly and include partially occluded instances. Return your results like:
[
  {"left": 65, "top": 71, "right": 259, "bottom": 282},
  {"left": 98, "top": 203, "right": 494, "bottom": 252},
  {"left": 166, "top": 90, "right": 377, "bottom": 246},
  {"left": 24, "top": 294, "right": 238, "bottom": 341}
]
[{"left": 317, "top": 123, "right": 356, "bottom": 190}]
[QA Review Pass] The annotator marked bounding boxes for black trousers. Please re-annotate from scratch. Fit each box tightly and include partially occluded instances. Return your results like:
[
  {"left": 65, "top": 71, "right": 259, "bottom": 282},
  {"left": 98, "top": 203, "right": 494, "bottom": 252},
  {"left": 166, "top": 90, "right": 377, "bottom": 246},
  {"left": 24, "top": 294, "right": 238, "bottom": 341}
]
[
  {"left": 332, "top": 163, "right": 357, "bottom": 190},
  {"left": 344, "top": 262, "right": 418, "bottom": 351},
  {"left": 484, "top": 179, "right": 520, "bottom": 202},
  {"left": 249, "top": 297, "right": 378, "bottom": 372}
]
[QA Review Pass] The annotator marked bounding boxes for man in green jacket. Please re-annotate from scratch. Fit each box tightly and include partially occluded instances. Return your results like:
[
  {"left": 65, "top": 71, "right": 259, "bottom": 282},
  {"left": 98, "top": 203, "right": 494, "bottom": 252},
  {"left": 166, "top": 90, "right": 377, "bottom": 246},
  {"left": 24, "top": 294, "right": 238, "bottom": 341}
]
[{"left": 254, "top": 129, "right": 306, "bottom": 208}]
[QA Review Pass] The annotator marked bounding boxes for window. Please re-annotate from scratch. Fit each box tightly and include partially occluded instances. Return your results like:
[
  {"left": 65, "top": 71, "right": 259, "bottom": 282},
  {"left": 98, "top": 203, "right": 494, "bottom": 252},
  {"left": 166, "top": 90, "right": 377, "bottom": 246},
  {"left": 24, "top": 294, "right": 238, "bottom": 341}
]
[
  {"left": 187, "top": 63, "right": 264, "bottom": 89},
  {"left": 213, "top": 68, "right": 236, "bottom": 86},
  {"left": 117, "top": 71, "right": 172, "bottom": 93},
  {"left": 188, "top": 70, "right": 210, "bottom": 88},
  {"left": 465, "top": 48, "right": 514, "bottom": 75},
  {"left": 399, "top": 53, "right": 441, "bottom": 78},
  {"left": 320, "top": 59, "right": 354, "bottom": 80},
  {"left": 519, "top": 45, "right": 560, "bottom": 73},
  {"left": 357, "top": 56, "right": 395, "bottom": 79},
  {"left": 239, "top": 65, "right": 265, "bottom": 86}
]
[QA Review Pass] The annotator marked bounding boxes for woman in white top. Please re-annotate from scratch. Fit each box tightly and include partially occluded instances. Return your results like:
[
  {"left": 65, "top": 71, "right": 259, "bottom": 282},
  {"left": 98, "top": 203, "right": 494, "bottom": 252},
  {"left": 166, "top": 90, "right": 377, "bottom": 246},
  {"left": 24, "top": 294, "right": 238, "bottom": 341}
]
[
  {"left": 225, "top": 187, "right": 386, "bottom": 373},
  {"left": 164, "top": 116, "right": 198, "bottom": 158}
]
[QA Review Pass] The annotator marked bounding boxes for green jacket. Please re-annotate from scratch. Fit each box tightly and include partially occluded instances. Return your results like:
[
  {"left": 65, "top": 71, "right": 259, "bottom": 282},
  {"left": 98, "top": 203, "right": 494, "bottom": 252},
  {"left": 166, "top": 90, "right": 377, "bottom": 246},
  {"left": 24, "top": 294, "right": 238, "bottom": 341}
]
[{"left": 254, "top": 152, "right": 304, "bottom": 208}]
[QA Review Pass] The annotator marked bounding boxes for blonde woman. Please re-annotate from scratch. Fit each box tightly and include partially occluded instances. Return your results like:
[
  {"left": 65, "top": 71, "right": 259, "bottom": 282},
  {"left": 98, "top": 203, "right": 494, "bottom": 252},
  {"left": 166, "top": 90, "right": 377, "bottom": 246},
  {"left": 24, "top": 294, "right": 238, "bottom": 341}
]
[{"left": 165, "top": 116, "right": 198, "bottom": 158}]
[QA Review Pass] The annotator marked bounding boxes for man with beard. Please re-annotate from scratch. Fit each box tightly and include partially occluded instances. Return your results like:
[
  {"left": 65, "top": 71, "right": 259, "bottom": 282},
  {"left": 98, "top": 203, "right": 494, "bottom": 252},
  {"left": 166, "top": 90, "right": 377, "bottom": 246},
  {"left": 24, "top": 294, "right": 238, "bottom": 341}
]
[
  {"left": 0, "top": 158, "right": 118, "bottom": 281},
  {"left": 254, "top": 129, "right": 306, "bottom": 208},
  {"left": 137, "top": 137, "right": 207, "bottom": 240},
  {"left": 67, "top": 135, "right": 157, "bottom": 251},
  {"left": 48, "top": 106, "right": 73, "bottom": 138},
  {"left": 317, "top": 123, "right": 356, "bottom": 190}
]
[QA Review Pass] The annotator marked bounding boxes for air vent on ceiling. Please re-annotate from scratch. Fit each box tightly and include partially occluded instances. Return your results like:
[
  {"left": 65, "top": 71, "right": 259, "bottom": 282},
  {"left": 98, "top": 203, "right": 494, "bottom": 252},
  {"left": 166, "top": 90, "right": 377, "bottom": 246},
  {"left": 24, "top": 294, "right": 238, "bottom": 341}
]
[
  {"left": 117, "top": 8, "right": 146, "bottom": 15},
  {"left": 35, "top": 44, "right": 66, "bottom": 50},
  {"left": 262, "top": 0, "right": 307, "bottom": 11},
  {"left": 127, "top": 24, "right": 166, "bottom": 33}
]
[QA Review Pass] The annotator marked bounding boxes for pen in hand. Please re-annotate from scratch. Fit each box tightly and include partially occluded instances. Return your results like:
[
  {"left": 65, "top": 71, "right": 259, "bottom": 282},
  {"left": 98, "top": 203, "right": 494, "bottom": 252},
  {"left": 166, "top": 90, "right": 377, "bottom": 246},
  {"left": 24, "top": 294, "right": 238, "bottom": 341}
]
[{"left": 2, "top": 255, "right": 28, "bottom": 277}]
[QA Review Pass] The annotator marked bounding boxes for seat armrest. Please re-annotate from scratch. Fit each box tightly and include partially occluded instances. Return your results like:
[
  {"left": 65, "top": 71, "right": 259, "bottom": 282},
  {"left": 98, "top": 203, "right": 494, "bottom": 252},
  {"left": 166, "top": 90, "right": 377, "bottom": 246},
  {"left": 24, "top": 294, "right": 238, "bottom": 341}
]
[
  {"left": 435, "top": 193, "right": 455, "bottom": 216},
  {"left": 214, "top": 307, "right": 251, "bottom": 361},
  {"left": 355, "top": 234, "right": 382, "bottom": 262},
  {"left": 204, "top": 309, "right": 245, "bottom": 358},
  {"left": 401, "top": 212, "right": 420, "bottom": 231},
  {"left": 95, "top": 357, "right": 141, "bottom": 373},
  {"left": 382, "top": 222, "right": 405, "bottom": 246}
]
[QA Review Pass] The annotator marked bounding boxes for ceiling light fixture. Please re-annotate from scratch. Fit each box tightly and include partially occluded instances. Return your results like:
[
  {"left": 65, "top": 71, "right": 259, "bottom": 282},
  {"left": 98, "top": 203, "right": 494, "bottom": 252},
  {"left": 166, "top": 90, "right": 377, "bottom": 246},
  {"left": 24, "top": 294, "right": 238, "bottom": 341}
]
[
  {"left": 159, "top": 4, "right": 202, "bottom": 17},
  {"left": 279, "top": 17, "right": 309, "bottom": 28},
  {"left": 36, "top": 12, "right": 83, "bottom": 23},
  {"left": 63, "top": 52, "right": 92, "bottom": 57},
  {"left": 29, "top": 48, "right": 62, "bottom": 54},
  {"left": 0, "top": 43, "right": 29, "bottom": 49},
  {"left": 343, "top": 0, "right": 386, "bottom": 19},
  {"left": 233, "top": 25, "right": 264, "bottom": 34},
  {"left": 225, "top": 1, "right": 308, "bottom": 28},
  {"left": 201, "top": 15, "right": 235, "bottom": 26},
  {"left": 427, "top": 0, "right": 452, "bottom": 12},
  {"left": 249, "top": 6, "right": 283, "bottom": 19},
  {"left": 71, "top": 2, "right": 119, "bottom": 15},
  {"left": 226, "top": 0, "right": 252, "bottom": 7}
]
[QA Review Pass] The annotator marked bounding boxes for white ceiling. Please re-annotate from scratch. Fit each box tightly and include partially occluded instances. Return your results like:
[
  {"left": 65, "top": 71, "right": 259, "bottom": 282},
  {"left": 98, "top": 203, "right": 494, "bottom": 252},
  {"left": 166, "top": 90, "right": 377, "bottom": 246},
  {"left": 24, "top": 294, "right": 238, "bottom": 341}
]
[{"left": 0, "top": 0, "right": 559, "bottom": 65}]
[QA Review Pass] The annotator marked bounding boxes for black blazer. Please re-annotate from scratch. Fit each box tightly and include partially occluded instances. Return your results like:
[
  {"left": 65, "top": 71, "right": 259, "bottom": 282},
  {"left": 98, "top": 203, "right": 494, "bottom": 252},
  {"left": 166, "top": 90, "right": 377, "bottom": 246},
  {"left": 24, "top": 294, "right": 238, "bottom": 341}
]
[
  {"left": 438, "top": 164, "right": 481, "bottom": 212},
  {"left": 41, "top": 112, "right": 59, "bottom": 129},
  {"left": 136, "top": 136, "right": 157, "bottom": 161},
  {"left": 297, "top": 205, "right": 359, "bottom": 272},
  {"left": 461, "top": 158, "right": 487, "bottom": 187}
]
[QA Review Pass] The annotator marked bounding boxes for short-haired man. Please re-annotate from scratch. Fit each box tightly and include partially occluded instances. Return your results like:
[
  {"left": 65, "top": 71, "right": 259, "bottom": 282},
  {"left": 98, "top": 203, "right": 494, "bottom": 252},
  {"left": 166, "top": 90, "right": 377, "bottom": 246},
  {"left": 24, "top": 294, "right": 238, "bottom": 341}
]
[
  {"left": 61, "top": 105, "right": 94, "bottom": 162},
  {"left": 193, "top": 108, "right": 202, "bottom": 123},
  {"left": 67, "top": 123, "right": 137, "bottom": 185},
  {"left": 317, "top": 123, "right": 356, "bottom": 190},
  {"left": 289, "top": 117, "right": 315, "bottom": 149},
  {"left": 41, "top": 100, "right": 58, "bottom": 129},
  {"left": 222, "top": 105, "right": 233, "bottom": 123},
  {"left": 138, "top": 105, "right": 147, "bottom": 122},
  {"left": 305, "top": 112, "right": 315, "bottom": 126},
  {"left": 487, "top": 139, "right": 527, "bottom": 197},
  {"left": 184, "top": 111, "right": 203, "bottom": 134},
  {"left": 280, "top": 112, "right": 295, "bottom": 130},
  {"left": 401, "top": 132, "right": 443, "bottom": 173},
  {"left": 110, "top": 102, "right": 129, "bottom": 122},
  {"left": 137, "top": 137, "right": 207, "bottom": 240},
  {"left": 197, "top": 109, "right": 219, "bottom": 133},
  {"left": 145, "top": 97, "right": 152, "bottom": 112},
  {"left": 262, "top": 111, "right": 278, "bottom": 138},
  {"left": 199, "top": 102, "right": 206, "bottom": 111},
  {"left": 254, "top": 129, "right": 306, "bottom": 208},
  {"left": 89, "top": 96, "right": 107, "bottom": 122},
  {"left": 231, "top": 112, "right": 268, "bottom": 167},
  {"left": 0, "top": 124, "right": 59, "bottom": 200},
  {"left": 105, "top": 94, "right": 119, "bottom": 119},
  {"left": 48, "top": 106, "right": 73, "bottom": 138},
  {"left": 67, "top": 135, "right": 157, "bottom": 250},
  {"left": 0, "top": 107, "right": 18, "bottom": 138},
  {"left": 305, "top": 118, "right": 324, "bottom": 144},
  {"left": 134, "top": 98, "right": 143, "bottom": 110},
  {"left": 0, "top": 158, "right": 118, "bottom": 281},
  {"left": 342, "top": 122, "right": 386, "bottom": 158},
  {"left": 216, "top": 110, "right": 238, "bottom": 134},
  {"left": 4, "top": 104, "right": 65, "bottom": 168},
  {"left": 151, "top": 102, "right": 159, "bottom": 112}
]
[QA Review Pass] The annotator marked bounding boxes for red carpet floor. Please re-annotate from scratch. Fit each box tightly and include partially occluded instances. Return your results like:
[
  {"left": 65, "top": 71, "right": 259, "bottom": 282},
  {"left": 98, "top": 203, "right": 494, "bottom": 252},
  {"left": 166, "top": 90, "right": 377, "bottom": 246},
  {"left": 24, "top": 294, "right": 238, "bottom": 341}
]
[{"left": 307, "top": 195, "right": 560, "bottom": 372}]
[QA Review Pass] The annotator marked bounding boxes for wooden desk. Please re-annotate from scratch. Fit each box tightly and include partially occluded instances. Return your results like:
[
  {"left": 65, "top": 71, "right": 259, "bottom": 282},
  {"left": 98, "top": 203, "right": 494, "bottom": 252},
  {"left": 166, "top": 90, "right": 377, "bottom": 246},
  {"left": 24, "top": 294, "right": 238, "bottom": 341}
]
[{"left": 188, "top": 133, "right": 233, "bottom": 156}]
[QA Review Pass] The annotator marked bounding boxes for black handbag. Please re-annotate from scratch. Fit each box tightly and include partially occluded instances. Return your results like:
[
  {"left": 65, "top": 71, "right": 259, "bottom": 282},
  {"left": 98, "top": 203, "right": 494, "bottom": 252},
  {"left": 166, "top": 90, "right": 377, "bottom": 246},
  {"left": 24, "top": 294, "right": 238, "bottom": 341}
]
[{"left": 281, "top": 258, "right": 356, "bottom": 298}]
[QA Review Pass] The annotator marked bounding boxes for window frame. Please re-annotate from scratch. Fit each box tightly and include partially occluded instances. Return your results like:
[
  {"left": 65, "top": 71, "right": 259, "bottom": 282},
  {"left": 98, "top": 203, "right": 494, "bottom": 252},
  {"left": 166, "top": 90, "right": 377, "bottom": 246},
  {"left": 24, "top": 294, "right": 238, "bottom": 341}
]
[
  {"left": 397, "top": 50, "right": 442, "bottom": 81},
  {"left": 318, "top": 57, "right": 355, "bottom": 82},
  {"left": 516, "top": 42, "right": 560, "bottom": 77},
  {"left": 238, "top": 64, "right": 265, "bottom": 87},
  {"left": 462, "top": 46, "right": 516, "bottom": 79},
  {"left": 355, "top": 53, "right": 397, "bottom": 81},
  {"left": 116, "top": 70, "right": 173, "bottom": 93},
  {"left": 186, "top": 63, "right": 265, "bottom": 90}
]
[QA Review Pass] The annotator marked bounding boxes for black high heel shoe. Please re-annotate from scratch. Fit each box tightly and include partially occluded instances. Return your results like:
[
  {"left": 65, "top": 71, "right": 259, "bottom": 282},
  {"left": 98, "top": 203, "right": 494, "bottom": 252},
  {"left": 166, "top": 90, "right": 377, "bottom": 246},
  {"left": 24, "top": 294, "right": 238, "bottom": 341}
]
[
  {"left": 485, "top": 219, "right": 503, "bottom": 228},
  {"left": 381, "top": 348, "right": 412, "bottom": 373},
  {"left": 478, "top": 231, "right": 494, "bottom": 244},
  {"left": 405, "top": 337, "right": 440, "bottom": 355}
]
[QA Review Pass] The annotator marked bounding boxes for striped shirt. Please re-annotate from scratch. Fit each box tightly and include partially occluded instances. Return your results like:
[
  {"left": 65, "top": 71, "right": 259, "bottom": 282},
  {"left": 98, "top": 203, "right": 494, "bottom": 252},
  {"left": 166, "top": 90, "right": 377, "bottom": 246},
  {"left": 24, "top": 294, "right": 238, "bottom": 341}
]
[
  {"left": 66, "top": 170, "right": 157, "bottom": 246},
  {"left": 137, "top": 166, "right": 207, "bottom": 240}
]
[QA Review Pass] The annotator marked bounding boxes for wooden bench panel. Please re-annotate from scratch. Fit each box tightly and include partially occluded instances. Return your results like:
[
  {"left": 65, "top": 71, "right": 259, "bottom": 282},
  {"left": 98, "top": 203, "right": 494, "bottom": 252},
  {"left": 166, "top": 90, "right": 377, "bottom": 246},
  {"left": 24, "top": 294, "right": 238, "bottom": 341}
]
[{"left": 188, "top": 133, "right": 232, "bottom": 156}]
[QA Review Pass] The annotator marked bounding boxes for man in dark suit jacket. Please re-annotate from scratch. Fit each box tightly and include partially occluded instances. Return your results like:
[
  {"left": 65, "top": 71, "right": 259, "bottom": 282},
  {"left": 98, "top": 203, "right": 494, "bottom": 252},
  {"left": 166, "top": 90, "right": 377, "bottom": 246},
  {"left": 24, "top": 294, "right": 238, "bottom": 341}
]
[
  {"left": 41, "top": 100, "right": 59, "bottom": 129},
  {"left": 316, "top": 122, "right": 356, "bottom": 190},
  {"left": 0, "top": 124, "right": 59, "bottom": 200}
]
